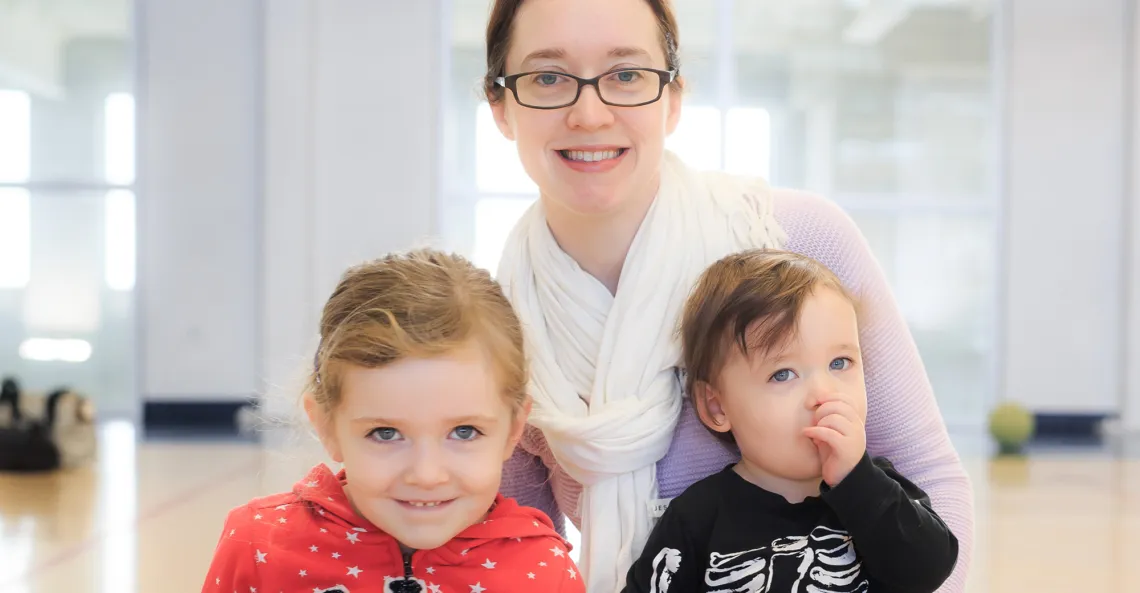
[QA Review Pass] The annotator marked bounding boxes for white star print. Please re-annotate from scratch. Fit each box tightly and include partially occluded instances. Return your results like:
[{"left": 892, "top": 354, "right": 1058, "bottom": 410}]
[
  {"left": 278, "top": 517, "right": 287, "bottom": 524},
  {"left": 249, "top": 587, "right": 257, "bottom": 593},
  {"left": 317, "top": 509, "right": 325, "bottom": 516},
  {"left": 306, "top": 480, "right": 319, "bottom": 488},
  {"left": 253, "top": 514, "right": 262, "bottom": 520},
  {"left": 299, "top": 570, "right": 307, "bottom": 577},
  {"left": 345, "top": 531, "right": 360, "bottom": 544},
  {"left": 513, "top": 537, "right": 522, "bottom": 543},
  {"left": 309, "top": 545, "right": 318, "bottom": 552},
  {"left": 353, "top": 527, "right": 367, "bottom": 532},
  {"left": 429, "top": 586, "right": 442, "bottom": 593},
  {"left": 460, "top": 548, "right": 469, "bottom": 555},
  {"left": 539, "top": 561, "right": 548, "bottom": 567},
  {"left": 470, "top": 583, "right": 486, "bottom": 593},
  {"left": 551, "top": 546, "right": 565, "bottom": 558},
  {"left": 215, "top": 578, "right": 220, "bottom": 585},
  {"left": 426, "top": 567, "right": 436, "bottom": 574},
  {"left": 527, "top": 572, "right": 536, "bottom": 579},
  {"left": 275, "top": 505, "right": 288, "bottom": 511},
  {"left": 331, "top": 552, "right": 341, "bottom": 559},
  {"left": 482, "top": 559, "right": 496, "bottom": 569},
  {"left": 320, "top": 528, "right": 328, "bottom": 533},
  {"left": 568, "top": 567, "right": 577, "bottom": 579},
  {"left": 532, "top": 521, "right": 540, "bottom": 527},
  {"left": 255, "top": 550, "right": 267, "bottom": 564},
  {"left": 347, "top": 566, "right": 363, "bottom": 578},
  {"left": 229, "top": 530, "right": 235, "bottom": 537}
]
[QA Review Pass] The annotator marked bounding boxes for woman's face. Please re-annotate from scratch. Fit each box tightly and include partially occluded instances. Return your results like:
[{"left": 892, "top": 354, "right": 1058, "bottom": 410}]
[{"left": 491, "top": 0, "right": 682, "bottom": 219}]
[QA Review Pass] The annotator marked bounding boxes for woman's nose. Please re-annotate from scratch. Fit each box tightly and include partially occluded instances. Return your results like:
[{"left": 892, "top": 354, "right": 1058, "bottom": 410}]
[{"left": 566, "top": 86, "right": 615, "bottom": 131}]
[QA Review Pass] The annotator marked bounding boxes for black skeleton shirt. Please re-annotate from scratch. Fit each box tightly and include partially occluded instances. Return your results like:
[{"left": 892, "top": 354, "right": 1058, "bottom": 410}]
[{"left": 621, "top": 453, "right": 958, "bottom": 593}]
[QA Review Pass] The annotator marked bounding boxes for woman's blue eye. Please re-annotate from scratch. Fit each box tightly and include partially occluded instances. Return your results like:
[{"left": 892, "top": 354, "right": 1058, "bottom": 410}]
[
  {"left": 451, "top": 426, "right": 481, "bottom": 441},
  {"left": 536, "top": 73, "right": 560, "bottom": 85},
  {"left": 830, "top": 358, "right": 852, "bottom": 371},
  {"left": 616, "top": 71, "right": 639, "bottom": 82}
]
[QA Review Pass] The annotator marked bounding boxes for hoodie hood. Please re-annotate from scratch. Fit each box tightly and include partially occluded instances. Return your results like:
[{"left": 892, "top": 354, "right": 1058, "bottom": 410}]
[{"left": 291, "top": 463, "right": 571, "bottom": 560}]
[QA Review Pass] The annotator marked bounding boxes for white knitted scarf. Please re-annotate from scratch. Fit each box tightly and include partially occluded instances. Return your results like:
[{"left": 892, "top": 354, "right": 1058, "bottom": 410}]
[{"left": 496, "top": 150, "right": 785, "bottom": 592}]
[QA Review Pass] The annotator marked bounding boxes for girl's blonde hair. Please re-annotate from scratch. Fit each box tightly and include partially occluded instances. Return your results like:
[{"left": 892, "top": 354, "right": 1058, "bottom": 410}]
[{"left": 307, "top": 249, "right": 527, "bottom": 414}]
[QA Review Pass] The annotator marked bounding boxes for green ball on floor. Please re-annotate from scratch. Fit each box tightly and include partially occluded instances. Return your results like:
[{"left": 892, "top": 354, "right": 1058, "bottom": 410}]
[{"left": 988, "top": 402, "right": 1035, "bottom": 455}]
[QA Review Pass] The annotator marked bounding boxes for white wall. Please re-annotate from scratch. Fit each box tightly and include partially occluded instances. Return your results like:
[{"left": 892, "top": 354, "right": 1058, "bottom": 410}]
[
  {"left": 260, "top": 0, "right": 442, "bottom": 419},
  {"left": 137, "top": 0, "right": 262, "bottom": 401},
  {"left": 1003, "top": 0, "right": 1128, "bottom": 414},
  {"left": 1127, "top": 0, "right": 1140, "bottom": 432}
]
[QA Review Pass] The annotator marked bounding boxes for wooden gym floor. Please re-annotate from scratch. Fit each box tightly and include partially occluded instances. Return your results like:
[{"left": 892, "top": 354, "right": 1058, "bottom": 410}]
[{"left": 0, "top": 421, "right": 1138, "bottom": 593}]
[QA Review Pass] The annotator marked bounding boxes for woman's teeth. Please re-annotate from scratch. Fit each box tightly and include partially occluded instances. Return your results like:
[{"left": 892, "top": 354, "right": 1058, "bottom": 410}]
[
  {"left": 560, "top": 149, "right": 623, "bottom": 162},
  {"left": 407, "top": 501, "right": 443, "bottom": 507}
]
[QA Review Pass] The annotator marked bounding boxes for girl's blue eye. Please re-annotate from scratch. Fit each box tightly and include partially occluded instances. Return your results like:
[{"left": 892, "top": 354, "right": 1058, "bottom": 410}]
[
  {"left": 369, "top": 427, "right": 400, "bottom": 442},
  {"left": 830, "top": 357, "right": 852, "bottom": 371},
  {"left": 451, "top": 426, "right": 481, "bottom": 441}
]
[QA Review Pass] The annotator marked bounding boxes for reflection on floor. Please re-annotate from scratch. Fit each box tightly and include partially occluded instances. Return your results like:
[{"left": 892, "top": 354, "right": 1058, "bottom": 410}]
[{"left": 0, "top": 422, "right": 1138, "bottom": 593}]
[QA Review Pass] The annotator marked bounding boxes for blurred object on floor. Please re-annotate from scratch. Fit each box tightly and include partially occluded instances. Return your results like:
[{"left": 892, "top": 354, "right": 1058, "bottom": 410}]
[{"left": 0, "top": 376, "right": 97, "bottom": 472}]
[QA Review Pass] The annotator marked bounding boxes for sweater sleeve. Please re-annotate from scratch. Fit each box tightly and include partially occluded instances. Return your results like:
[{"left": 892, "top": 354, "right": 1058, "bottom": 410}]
[
  {"left": 200, "top": 506, "right": 260, "bottom": 593},
  {"left": 501, "top": 425, "right": 576, "bottom": 537},
  {"left": 773, "top": 189, "right": 975, "bottom": 593}
]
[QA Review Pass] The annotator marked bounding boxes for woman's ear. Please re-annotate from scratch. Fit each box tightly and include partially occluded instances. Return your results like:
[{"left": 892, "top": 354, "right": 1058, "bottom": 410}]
[
  {"left": 665, "top": 82, "right": 683, "bottom": 136},
  {"left": 693, "top": 380, "right": 732, "bottom": 435},
  {"left": 304, "top": 391, "right": 344, "bottom": 463},
  {"left": 490, "top": 99, "right": 517, "bottom": 141}
]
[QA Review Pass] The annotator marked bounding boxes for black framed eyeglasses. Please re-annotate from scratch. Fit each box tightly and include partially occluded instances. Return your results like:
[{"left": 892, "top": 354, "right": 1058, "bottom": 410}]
[{"left": 495, "top": 68, "right": 677, "bottom": 110}]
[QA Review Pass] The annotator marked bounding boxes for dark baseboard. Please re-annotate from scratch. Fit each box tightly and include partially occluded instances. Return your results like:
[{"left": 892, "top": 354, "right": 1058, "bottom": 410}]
[
  {"left": 1031, "top": 412, "right": 1112, "bottom": 443},
  {"left": 143, "top": 398, "right": 257, "bottom": 437}
]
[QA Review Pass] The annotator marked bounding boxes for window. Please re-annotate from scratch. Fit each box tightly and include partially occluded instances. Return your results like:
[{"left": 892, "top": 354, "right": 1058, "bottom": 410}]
[
  {"left": 0, "top": 0, "right": 136, "bottom": 416},
  {"left": 0, "top": 189, "right": 31, "bottom": 289}
]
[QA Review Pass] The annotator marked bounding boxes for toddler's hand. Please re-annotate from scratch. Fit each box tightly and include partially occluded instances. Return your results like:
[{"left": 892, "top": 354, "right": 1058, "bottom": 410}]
[{"left": 802, "top": 393, "right": 866, "bottom": 487}]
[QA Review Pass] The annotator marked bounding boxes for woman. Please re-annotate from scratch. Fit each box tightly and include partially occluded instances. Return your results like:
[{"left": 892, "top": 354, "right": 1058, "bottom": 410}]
[{"left": 485, "top": 0, "right": 974, "bottom": 591}]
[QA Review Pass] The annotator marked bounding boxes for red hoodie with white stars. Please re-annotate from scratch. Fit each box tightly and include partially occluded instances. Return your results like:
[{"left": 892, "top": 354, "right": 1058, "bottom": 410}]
[{"left": 202, "top": 464, "right": 584, "bottom": 593}]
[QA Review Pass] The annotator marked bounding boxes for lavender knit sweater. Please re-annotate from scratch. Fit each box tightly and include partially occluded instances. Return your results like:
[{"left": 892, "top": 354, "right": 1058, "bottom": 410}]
[{"left": 499, "top": 189, "right": 974, "bottom": 593}]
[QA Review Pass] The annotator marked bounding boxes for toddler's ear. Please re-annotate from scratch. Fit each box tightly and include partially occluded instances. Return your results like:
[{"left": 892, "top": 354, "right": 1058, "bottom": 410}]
[{"left": 693, "top": 381, "right": 732, "bottom": 435}]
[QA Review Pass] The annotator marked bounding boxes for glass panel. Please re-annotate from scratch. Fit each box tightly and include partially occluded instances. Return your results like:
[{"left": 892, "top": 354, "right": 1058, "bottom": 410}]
[
  {"left": 732, "top": 0, "right": 995, "bottom": 199},
  {"left": 0, "top": 192, "right": 136, "bottom": 416},
  {"left": 0, "top": 188, "right": 31, "bottom": 288},
  {"left": 849, "top": 211, "right": 998, "bottom": 425},
  {"left": 473, "top": 197, "right": 537, "bottom": 273},
  {"left": 475, "top": 103, "right": 537, "bottom": 194},
  {"left": 666, "top": 105, "right": 722, "bottom": 171},
  {"left": 0, "top": 0, "right": 133, "bottom": 184},
  {"left": 0, "top": 90, "right": 31, "bottom": 182}
]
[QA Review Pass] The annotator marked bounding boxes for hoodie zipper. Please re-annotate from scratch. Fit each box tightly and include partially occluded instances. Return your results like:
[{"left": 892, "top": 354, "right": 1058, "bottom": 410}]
[{"left": 391, "top": 549, "right": 421, "bottom": 593}]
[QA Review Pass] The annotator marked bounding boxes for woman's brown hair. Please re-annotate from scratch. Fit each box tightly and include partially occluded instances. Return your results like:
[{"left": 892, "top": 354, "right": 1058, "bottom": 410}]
[
  {"left": 483, "top": 0, "right": 684, "bottom": 103},
  {"left": 307, "top": 249, "right": 527, "bottom": 415},
  {"left": 679, "top": 249, "right": 858, "bottom": 445}
]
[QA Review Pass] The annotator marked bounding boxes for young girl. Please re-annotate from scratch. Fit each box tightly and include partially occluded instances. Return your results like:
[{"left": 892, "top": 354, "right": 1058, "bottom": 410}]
[
  {"left": 623, "top": 249, "right": 958, "bottom": 592},
  {"left": 202, "top": 249, "right": 585, "bottom": 593}
]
